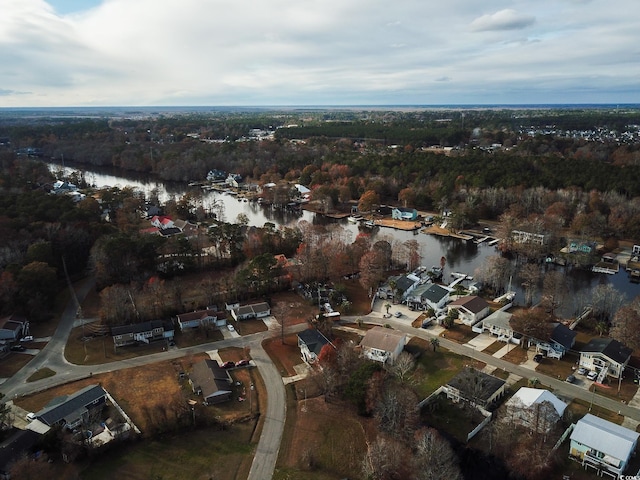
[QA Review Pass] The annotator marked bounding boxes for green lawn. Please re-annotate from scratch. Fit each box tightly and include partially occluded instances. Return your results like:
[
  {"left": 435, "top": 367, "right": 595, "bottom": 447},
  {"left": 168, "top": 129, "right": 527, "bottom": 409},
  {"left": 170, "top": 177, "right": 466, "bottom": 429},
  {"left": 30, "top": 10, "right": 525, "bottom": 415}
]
[
  {"left": 78, "top": 423, "right": 255, "bottom": 480},
  {"left": 414, "top": 348, "right": 466, "bottom": 398}
]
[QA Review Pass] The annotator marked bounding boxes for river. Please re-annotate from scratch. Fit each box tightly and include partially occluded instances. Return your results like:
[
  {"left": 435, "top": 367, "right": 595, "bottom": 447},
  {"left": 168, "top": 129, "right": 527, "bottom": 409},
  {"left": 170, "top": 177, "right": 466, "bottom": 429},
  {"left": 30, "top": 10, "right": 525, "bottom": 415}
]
[{"left": 47, "top": 161, "right": 640, "bottom": 318}]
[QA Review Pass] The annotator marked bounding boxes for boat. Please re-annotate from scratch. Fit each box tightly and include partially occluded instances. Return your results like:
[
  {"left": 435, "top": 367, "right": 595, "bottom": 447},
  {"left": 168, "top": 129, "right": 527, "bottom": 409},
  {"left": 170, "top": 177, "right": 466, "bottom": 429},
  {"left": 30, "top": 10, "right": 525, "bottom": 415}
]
[
  {"left": 363, "top": 220, "right": 376, "bottom": 228},
  {"left": 347, "top": 215, "right": 363, "bottom": 223}
]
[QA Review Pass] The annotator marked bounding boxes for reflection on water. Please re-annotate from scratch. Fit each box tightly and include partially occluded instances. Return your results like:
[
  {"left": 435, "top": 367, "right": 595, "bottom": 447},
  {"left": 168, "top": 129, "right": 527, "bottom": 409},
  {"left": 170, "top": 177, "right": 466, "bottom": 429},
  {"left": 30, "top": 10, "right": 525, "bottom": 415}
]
[{"left": 47, "top": 161, "right": 640, "bottom": 316}]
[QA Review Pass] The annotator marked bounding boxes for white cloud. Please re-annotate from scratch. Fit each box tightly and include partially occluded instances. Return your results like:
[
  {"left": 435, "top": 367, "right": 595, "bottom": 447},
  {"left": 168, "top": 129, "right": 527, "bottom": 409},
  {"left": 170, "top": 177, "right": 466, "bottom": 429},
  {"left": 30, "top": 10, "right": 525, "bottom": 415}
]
[
  {"left": 470, "top": 9, "right": 535, "bottom": 32},
  {"left": 0, "top": 0, "right": 638, "bottom": 106}
]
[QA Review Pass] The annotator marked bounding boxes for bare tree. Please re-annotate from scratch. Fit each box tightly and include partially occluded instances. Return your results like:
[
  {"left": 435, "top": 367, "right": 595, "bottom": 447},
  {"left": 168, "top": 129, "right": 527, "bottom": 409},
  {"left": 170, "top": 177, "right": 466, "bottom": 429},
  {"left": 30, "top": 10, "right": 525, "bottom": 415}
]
[
  {"left": 591, "top": 283, "right": 625, "bottom": 323},
  {"left": 510, "top": 307, "right": 553, "bottom": 343},
  {"left": 374, "top": 383, "right": 419, "bottom": 442},
  {"left": 610, "top": 296, "right": 640, "bottom": 350},
  {"left": 414, "top": 427, "right": 463, "bottom": 480},
  {"left": 361, "top": 435, "right": 413, "bottom": 480},
  {"left": 389, "top": 351, "right": 415, "bottom": 383},
  {"left": 520, "top": 263, "right": 541, "bottom": 307},
  {"left": 541, "top": 270, "right": 568, "bottom": 315}
]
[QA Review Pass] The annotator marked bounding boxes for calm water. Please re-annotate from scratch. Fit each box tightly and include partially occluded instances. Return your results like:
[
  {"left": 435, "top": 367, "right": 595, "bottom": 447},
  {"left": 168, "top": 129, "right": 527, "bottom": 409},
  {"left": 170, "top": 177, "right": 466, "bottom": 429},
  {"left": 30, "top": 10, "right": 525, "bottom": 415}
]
[{"left": 48, "top": 161, "right": 640, "bottom": 317}]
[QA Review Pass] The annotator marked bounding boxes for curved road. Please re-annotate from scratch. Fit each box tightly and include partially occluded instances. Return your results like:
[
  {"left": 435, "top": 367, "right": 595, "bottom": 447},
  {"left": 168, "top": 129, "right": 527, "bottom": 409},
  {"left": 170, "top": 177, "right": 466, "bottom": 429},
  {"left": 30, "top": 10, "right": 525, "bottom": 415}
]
[{"left": 4, "top": 280, "right": 640, "bottom": 480}]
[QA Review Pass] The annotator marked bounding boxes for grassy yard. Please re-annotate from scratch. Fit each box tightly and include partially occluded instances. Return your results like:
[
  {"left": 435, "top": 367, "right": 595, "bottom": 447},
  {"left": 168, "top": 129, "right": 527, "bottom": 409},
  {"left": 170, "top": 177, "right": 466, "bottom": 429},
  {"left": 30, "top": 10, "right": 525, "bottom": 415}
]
[
  {"left": 421, "top": 395, "right": 488, "bottom": 444},
  {"left": 26, "top": 367, "right": 55, "bottom": 382},
  {"left": 439, "top": 325, "right": 478, "bottom": 344},
  {"left": 482, "top": 341, "right": 504, "bottom": 355},
  {"left": 77, "top": 423, "right": 256, "bottom": 480},
  {"left": 413, "top": 346, "right": 466, "bottom": 399},
  {"left": 566, "top": 397, "right": 625, "bottom": 425}
]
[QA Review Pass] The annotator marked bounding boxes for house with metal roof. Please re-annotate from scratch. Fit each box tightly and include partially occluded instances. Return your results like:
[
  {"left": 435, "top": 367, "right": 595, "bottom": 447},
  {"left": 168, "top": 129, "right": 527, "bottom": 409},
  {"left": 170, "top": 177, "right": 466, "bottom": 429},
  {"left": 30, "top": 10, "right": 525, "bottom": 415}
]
[
  {"left": 503, "top": 387, "right": 566, "bottom": 433},
  {"left": 359, "top": 326, "right": 406, "bottom": 365},
  {"left": 570, "top": 413, "right": 639, "bottom": 476},
  {"left": 34, "top": 384, "right": 107, "bottom": 431},
  {"left": 579, "top": 337, "right": 632, "bottom": 380}
]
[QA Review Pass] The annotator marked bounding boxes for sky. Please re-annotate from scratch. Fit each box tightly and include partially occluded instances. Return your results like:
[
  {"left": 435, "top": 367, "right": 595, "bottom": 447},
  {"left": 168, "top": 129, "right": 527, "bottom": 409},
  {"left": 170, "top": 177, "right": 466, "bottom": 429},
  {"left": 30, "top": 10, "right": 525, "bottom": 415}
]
[{"left": 1, "top": 0, "right": 639, "bottom": 107}]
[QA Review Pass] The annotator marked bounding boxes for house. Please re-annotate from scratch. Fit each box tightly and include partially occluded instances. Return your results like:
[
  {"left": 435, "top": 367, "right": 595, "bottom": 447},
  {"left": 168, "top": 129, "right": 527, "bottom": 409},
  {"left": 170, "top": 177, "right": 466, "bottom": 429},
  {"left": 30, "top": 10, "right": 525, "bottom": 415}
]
[
  {"left": 413, "top": 283, "right": 451, "bottom": 311},
  {"left": 176, "top": 309, "right": 227, "bottom": 331},
  {"left": 173, "top": 219, "right": 199, "bottom": 237},
  {"left": 569, "top": 413, "right": 640, "bottom": 476},
  {"left": 503, "top": 387, "right": 566, "bottom": 434},
  {"left": 225, "top": 173, "right": 243, "bottom": 188},
  {"left": 150, "top": 215, "right": 174, "bottom": 229},
  {"left": 207, "top": 169, "right": 226, "bottom": 182},
  {"left": 531, "top": 323, "right": 577, "bottom": 359},
  {"left": 189, "top": 359, "right": 233, "bottom": 405},
  {"left": 359, "top": 326, "right": 406, "bottom": 365},
  {"left": 0, "top": 315, "right": 28, "bottom": 342},
  {"left": 34, "top": 384, "right": 107, "bottom": 431},
  {"left": 579, "top": 337, "right": 632, "bottom": 380},
  {"left": 298, "top": 329, "right": 331, "bottom": 364},
  {"left": 111, "top": 320, "right": 175, "bottom": 348},
  {"left": 447, "top": 296, "right": 490, "bottom": 326},
  {"left": 568, "top": 239, "right": 597, "bottom": 254},
  {"left": 480, "top": 310, "right": 519, "bottom": 343},
  {"left": 511, "top": 230, "right": 547, "bottom": 245},
  {"left": 230, "top": 302, "right": 271, "bottom": 321},
  {"left": 391, "top": 207, "right": 418, "bottom": 221},
  {"left": 445, "top": 367, "right": 506, "bottom": 409}
]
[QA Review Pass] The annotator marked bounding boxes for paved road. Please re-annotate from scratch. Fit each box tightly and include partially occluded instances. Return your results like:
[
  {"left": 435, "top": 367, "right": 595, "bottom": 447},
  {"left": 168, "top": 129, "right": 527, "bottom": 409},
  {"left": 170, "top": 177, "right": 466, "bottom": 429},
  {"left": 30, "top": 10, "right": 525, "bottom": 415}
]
[{"left": 349, "top": 307, "right": 640, "bottom": 421}]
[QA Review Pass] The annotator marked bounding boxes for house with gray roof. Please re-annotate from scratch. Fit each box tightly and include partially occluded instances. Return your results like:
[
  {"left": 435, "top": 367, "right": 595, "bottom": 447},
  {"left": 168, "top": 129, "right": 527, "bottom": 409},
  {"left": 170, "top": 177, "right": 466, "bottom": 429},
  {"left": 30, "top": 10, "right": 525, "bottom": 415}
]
[
  {"left": 189, "top": 359, "right": 233, "bottom": 405},
  {"left": 447, "top": 296, "right": 490, "bottom": 326},
  {"left": 34, "top": 384, "right": 107, "bottom": 431},
  {"left": 570, "top": 413, "right": 639, "bottom": 476},
  {"left": 359, "top": 326, "right": 406, "bottom": 365},
  {"left": 406, "top": 283, "right": 450, "bottom": 311},
  {"left": 176, "top": 309, "right": 227, "bottom": 331},
  {"left": 298, "top": 329, "right": 332, "bottom": 364},
  {"left": 445, "top": 367, "right": 506, "bottom": 409},
  {"left": 530, "top": 323, "right": 577, "bottom": 359},
  {"left": 579, "top": 337, "right": 632, "bottom": 380},
  {"left": 230, "top": 302, "right": 271, "bottom": 321},
  {"left": 111, "top": 320, "right": 175, "bottom": 348},
  {"left": 479, "top": 310, "right": 520, "bottom": 344}
]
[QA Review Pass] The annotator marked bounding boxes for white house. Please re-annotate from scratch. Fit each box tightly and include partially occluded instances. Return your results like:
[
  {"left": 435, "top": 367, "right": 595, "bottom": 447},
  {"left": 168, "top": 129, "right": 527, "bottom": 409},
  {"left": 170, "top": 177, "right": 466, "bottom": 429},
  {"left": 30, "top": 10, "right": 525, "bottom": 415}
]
[
  {"left": 391, "top": 207, "right": 418, "bottom": 221},
  {"left": 579, "top": 337, "right": 632, "bottom": 381},
  {"left": 231, "top": 302, "right": 271, "bottom": 321},
  {"left": 480, "top": 310, "right": 519, "bottom": 344},
  {"left": 503, "top": 387, "right": 566, "bottom": 433},
  {"left": 176, "top": 309, "right": 227, "bottom": 331},
  {"left": 570, "top": 413, "right": 640, "bottom": 477},
  {"left": 359, "top": 326, "right": 406, "bottom": 365},
  {"left": 447, "top": 296, "right": 490, "bottom": 326}
]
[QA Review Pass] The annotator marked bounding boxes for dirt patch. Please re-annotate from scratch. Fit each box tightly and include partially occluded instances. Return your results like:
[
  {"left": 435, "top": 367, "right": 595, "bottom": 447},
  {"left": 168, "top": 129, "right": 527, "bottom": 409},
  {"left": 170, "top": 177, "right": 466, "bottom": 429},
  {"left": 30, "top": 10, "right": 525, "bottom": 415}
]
[
  {"left": 263, "top": 334, "right": 305, "bottom": 377},
  {"left": 501, "top": 345, "right": 529, "bottom": 364},
  {"left": 0, "top": 353, "right": 34, "bottom": 379},
  {"left": 270, "top": 291, "right": 316, "bottom": 326}
]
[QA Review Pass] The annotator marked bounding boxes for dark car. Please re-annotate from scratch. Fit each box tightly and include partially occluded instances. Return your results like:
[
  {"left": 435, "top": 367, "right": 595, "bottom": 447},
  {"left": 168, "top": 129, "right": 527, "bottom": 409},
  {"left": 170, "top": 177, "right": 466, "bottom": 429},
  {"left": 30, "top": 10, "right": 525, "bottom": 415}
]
[
  {"left": 10, "top": 345, "right": 25, "bottom": 352},
  {"left": 533, "top": 354, "right": 543, "bottom": 363},
  {"left": 221, "top": 361, "right": 235, "bottom": 369},
  {"left": 566, "top": 374, "right": 576, "bottom": 383},
  {"left": 235, "top": 359, "right": 250, "bottom": 367}
]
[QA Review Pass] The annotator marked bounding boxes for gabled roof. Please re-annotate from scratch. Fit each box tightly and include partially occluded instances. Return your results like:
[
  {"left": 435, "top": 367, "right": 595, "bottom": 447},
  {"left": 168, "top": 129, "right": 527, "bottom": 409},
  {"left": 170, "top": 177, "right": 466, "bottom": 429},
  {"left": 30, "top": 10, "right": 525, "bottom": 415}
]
[
  {"left": 298, "top": 329, "right": 330, "bottom": 356},
  {"left": 111, "top": 320, "right": 172, "bottom": 336},
  {"left": 506, "top": 387, "right": 567, "bottom": 417},
  {"left": 360, "top": 326, "right": 405, "bottom": 353},
  {"left": 550, "top": 323, "right": 577, "bottom": 350},
  {"left": 395, "top": 275, "right": 417, "bottom": 293},
  {"left": 571, "top": 413, "right": 639, "bottom": 461},
  {"left": 449, "top": 296, "right": 489, "bottom": 314},
  {"left": 177, "top": 309, "right": 223, "bottom": 323},
  {"left": 581, "top": 337, "right": 632, "bottom": 364},
  {"left": 482, "top": 310, "right": 513, "bottom": 330},
  {"left": 423, "top": 284, "right": 449, "bottom": 303},
  {"left": 37, "top": 384, "right": 106, "bottom": 427},
  {"left": 190, "top": 359, "right": 232, "bottom": 401}
]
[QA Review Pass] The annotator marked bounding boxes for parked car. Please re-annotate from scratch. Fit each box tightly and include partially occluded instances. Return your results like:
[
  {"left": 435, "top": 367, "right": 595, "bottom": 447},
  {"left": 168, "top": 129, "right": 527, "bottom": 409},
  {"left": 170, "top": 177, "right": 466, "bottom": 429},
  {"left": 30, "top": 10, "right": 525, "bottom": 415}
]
[
  {"left": 587, "top": 370, "right": 598, "bottom": 381},
  {"left": 221, "top": 361, "right": 235, "bottom": 369},
  {"left": 565, "top": 374, "right": 576, "bottom": 383},
  {"left": 533, "top": 354, "right": 543, "bottom": 363},
  {"left": 20, "top": 336, "right": 33, "bottom": 342},
  {"left": 235, "top": 359, "right": 250, "bottom": 367},
  {"left": 482, "top": 227, "right": 492, "bottom": 234},
  {"left": 394, "top": 311, "right": 402, "bottom": 318},
  {"left": 10, "top": 345, "right": 25, "bottom": 352},
  {"left": 26, "top": 412, "right": 36, "bottom": 421},
  {"left": 577, "top": 366, "right": 587, "bottom": 375},
  {"left": 228, "top": 324, "right": 235, "bottom": 332}
]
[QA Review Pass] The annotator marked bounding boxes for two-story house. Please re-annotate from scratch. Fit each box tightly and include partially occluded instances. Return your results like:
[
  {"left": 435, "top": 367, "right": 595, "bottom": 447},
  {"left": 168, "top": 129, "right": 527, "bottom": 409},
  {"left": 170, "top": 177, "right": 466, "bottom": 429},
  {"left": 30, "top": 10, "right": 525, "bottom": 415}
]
[
  {"left": 111, "top": 320, "right": 175, "bottom": 348},
  {"left": 570, "top": 413, "right": 639, "bottom": 477},
  {"left": 579, "top": 337, "right": 632, "bottom": 381},
  {"left": 359, "top": 326, "right": 406, "bottom": 365},
  {"left": 298, "top": 329, "right": 332, "bottom": 364},
  {"left": 176, "top": 309, "right": 227, "bottom": 331},
  {"left": 447, "top": 296, "right": 490, "bottom": 326}
]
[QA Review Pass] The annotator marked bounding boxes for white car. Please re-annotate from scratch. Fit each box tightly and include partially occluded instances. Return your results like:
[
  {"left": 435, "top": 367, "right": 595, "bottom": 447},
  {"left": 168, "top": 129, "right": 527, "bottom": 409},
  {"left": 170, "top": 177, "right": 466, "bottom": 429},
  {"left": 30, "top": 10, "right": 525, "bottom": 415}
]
[
  {"left": 228, "top": 324, "right": 235, "bottom": 332},
  {"left": 20, "top": 336, "right": 33, "bottom": 342},
  {"left": 26, "top": 412, "right": 36, "bottom": 422},
  {"left": 587, "top": 370, "right": 598, "bottom": 381}
]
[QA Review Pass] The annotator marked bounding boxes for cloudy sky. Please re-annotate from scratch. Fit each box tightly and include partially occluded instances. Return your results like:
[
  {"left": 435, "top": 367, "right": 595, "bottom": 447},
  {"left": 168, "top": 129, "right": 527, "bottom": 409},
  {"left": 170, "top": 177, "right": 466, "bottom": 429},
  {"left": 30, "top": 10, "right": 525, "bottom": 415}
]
[{"left": 2, "top": 0, "right": 639, "bottom": 106}]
